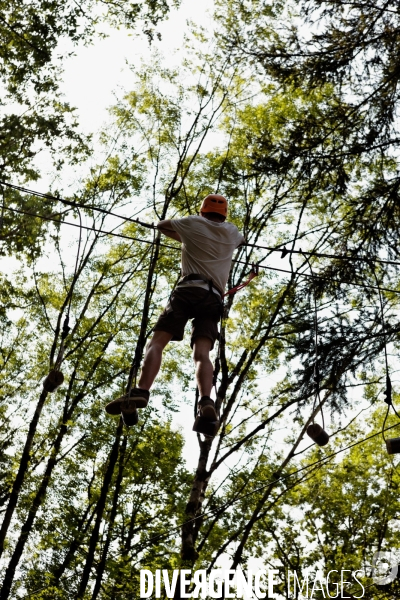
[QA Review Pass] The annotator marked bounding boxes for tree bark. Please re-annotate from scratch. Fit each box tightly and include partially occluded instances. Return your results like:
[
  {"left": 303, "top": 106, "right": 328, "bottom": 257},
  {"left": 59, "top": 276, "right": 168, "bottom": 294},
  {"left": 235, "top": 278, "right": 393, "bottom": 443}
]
[
  {"left": 90, "top": 434, "right": 127, "bottom": 600},
  {"left": 181, "top": 436, "right": 213, "bottom": 563},
  {"left": 0, "top": 388, "right": 48, "bottom": 559},
  {"left": 0, "top": 397, "right": 79, "bottom": 599},
  {"left": 76, "top": 419, "right": 123, "bottom": 599}
]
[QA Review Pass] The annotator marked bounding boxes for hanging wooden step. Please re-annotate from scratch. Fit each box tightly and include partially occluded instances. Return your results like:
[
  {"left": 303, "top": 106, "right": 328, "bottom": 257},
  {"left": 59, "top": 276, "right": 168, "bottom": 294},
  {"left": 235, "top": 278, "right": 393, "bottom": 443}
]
[
  {"left": 121, "top": 399, "right": 139, "bottom": 427},
  {"left": 43, "top": 370, "right": 64, "bottom": 393},
  {"left": 306, "top": 423, "right": 329, "bottom": 447},
  {"left": 193, "top": 415, "right": 219, "bottom": 437},
  {"left": 386, "top": 437, "right": 400, "bottom": 455}
]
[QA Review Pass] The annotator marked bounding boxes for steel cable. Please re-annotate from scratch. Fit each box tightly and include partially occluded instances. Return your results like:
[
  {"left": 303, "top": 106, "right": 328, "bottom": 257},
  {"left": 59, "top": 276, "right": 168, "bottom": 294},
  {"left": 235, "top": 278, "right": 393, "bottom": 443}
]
[{"left": 2, "top": 202, "right": 400, "bottom": 296}]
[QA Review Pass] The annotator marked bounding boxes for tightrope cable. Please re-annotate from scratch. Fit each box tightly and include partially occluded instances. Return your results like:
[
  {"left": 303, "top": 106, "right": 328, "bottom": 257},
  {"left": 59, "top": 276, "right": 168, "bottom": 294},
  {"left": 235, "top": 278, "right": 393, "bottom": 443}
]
[
  {"left": 0, "top": 179, "right": 155, "bottom": 230},
  {"left": 2, "top": 179, "right": 400, "bottom": 267},
  {"left": 2, "top": 202, "right": 400, "bottom": 297}
]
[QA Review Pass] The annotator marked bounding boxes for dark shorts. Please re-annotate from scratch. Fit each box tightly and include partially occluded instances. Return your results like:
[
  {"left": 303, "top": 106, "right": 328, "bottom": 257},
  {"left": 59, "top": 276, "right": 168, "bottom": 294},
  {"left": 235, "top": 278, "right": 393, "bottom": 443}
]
[{"left": 153, "top": 286, "right": 223, "bottom": 349}]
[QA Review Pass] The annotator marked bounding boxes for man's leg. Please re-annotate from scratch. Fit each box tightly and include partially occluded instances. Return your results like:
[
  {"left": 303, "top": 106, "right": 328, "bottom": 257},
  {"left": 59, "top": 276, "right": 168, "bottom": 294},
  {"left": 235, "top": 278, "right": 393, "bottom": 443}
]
[
  {"left": 137, "top": 330, "right": 173, "bottom": 390},
  {"left": 106, "top": 330, "right": 173, "bottom": 415},
  {"left": 192, "top": 336, "right": 213, "bottom": 398}
]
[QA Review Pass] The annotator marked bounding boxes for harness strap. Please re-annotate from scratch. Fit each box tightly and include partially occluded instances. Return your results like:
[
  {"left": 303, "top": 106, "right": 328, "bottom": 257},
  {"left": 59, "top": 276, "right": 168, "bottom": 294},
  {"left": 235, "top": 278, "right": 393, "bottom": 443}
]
[
  {"left": 178, "top": 273, "right": 223, "bottom": 297},
  {"left": 224, "top": 264, "right": 259, "bottom": 297}
]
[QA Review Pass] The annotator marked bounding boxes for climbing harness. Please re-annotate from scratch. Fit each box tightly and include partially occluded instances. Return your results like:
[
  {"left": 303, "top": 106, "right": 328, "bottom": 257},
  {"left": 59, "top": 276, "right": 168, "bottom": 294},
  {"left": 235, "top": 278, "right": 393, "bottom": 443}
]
[
  {"left": 42, "top": 208, "right": 82, "bottom": 393},
  {"left": 372, "top": 267, "right": 400, "bottom": 454},
  {"left": 179, "top": 273, "right": 223, "bottom": 295},
  {"left": 300, "top": 250, "right": 330, "bottom": 447}
]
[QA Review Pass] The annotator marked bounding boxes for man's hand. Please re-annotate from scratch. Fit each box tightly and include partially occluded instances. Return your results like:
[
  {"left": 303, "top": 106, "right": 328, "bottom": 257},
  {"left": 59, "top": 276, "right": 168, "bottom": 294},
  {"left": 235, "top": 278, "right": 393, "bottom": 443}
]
[
  {"left": 237, "top": 235, "right": 246, "bottom": 248},
  {"left": 156, "top": 220, "right": 182, "bottom": 242}
]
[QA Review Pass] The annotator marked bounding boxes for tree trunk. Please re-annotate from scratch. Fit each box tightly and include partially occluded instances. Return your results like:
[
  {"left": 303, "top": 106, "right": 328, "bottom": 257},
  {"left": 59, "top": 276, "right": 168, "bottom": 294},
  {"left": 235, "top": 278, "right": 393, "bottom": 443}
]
[
  {"left": 0, "top": 388, "right": 48, "bottom": 559},
  {"left": 181, "top": 436, "right": 212, "bottom": 562},
  {"left": 76, "top": 419, "right": 123, "bottom": 599},
  {"left": 0, "top": 406, "right": 73, "bottom": 599},
  {"left": 52, "top": 503, "right": 97, "bottom": 582},
  {"left": 90, "top": 434, "right": 127, "bottom": 600}
]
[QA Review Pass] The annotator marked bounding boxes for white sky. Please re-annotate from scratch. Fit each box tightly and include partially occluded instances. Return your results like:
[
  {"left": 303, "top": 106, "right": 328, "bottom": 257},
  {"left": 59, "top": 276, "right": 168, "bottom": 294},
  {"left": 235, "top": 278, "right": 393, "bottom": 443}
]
[{"left": 60, "top": 0, "right": 216, "bottom": 135}]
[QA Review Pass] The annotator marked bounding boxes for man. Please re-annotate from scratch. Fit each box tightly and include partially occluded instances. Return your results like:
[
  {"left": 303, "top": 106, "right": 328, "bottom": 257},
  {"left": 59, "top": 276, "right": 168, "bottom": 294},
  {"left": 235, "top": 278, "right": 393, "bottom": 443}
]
[{"left": 106, "top": 194, "right": 245, "bottom": 427}]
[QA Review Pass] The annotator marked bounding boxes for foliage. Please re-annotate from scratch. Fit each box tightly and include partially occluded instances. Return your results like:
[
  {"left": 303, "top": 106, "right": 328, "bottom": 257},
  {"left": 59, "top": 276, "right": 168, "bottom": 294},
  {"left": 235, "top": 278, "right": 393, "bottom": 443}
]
[
  {"left": 1, "top": 2, "right": 400, "bottom": 599},
  {"left": 0, "top": 0, "right": 180, "bottom": 257}
]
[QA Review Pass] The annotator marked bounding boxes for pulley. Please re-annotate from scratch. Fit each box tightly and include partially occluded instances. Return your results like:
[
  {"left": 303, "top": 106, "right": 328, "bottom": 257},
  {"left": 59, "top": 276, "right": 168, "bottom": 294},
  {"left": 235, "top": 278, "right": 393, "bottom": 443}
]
[
  {"left": 306, "top": 423, "right": 330, "bottom": 447},
  {"left": 43, "top": 369, "right": 64, "bottom": 393}
]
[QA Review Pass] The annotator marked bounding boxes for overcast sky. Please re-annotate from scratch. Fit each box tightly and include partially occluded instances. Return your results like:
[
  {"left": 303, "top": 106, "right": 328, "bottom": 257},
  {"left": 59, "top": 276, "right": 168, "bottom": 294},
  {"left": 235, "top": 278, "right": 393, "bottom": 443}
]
[{"left": 60, "top": 0, "right": 216, "bottom": 135}]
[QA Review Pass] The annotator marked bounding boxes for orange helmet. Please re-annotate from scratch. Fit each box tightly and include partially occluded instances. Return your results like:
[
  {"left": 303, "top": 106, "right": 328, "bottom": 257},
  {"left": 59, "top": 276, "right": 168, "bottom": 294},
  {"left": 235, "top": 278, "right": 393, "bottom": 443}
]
[{"left": 200, "top": 194, "right": 228, "bottom": 218}]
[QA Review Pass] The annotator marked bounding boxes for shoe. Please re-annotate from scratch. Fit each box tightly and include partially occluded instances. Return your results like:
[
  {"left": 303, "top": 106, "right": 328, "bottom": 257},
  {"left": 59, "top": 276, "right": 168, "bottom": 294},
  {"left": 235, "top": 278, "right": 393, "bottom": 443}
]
[
  {"left": 105, "top": 388, "right": 150, "bottom": 415},
  {"left": 198, "top": 396, "right": 218, "bottom": 421},
  {"left": 121, "top": 400, "right": 139, "bottom": 427}
]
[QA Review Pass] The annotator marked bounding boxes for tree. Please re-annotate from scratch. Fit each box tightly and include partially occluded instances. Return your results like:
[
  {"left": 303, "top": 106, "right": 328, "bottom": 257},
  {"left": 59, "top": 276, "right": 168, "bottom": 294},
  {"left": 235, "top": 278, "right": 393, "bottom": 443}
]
[
  {"left": 1, "top": 5, "right": 400, "bottom": 598},
  {"left": 0, "top": 0, "right": 181, "bottom": 257},
  {"left": 245, "top": 408, "right": 400, "bottom": 599},
  {"left": 215, "top": 0, "right": 400, "bottom": 272}
]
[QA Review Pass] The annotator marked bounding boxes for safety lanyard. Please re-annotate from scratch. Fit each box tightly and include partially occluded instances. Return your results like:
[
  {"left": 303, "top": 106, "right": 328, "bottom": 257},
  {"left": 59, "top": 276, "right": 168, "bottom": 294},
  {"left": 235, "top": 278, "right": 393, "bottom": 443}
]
[{"left": 224, "top": 264, "right": 259, "bottom": 297}]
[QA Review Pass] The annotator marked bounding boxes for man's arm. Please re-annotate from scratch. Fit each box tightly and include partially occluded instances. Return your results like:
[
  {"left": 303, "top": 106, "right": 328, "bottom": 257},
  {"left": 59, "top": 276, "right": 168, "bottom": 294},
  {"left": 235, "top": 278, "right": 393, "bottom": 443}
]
[
  {"left": 236, "top": 234, "right": 246, "bottom": 248},
  {"left": 156, "top": 220, "right": 182, "bottom": 242}
]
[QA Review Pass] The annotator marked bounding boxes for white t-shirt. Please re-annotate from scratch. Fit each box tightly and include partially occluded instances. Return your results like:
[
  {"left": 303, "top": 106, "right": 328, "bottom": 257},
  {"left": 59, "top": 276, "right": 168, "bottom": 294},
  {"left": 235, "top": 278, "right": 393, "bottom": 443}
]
[{"left": 170, "top": 215, "right": 245, "bottom": 293}]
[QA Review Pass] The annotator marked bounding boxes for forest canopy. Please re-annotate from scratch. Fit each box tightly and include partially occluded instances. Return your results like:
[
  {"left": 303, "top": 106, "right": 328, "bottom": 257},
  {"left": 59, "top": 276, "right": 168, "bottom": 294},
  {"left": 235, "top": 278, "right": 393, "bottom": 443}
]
[{"left": 1, "top": 1, "right": 400, "bottom": 598}]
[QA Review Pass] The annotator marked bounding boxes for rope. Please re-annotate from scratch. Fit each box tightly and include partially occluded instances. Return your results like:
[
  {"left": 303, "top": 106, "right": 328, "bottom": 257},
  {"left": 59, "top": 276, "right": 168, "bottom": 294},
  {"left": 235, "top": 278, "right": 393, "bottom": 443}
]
[
  {"left": 194, "top": 386, "right": 200, "bottom": 419},
  {"left": 0, "top": 202, "right": 162, "bottom": 246},
  {"left": 53, "top": 208, "right": 82, "bottom": 371},
  {"left": 301, "top": 250, "right": 324, "bottom": 428},
  {"left": 371, "top": 266, "right": 400, "bottom": 445},
  {"left": 2, "top": 178, "right": 400, "bottom": 268},
  {"left": 192, "top": 265, "right": 255, "bottom": 421},
  {"left": 0, "top": 179, "right": 155, "bottom": 231},
  {"left": 0, "top": 181, "right": 5, "bottom": 231},
  {"left": 3, "top": 201, "right": 400, "bottom": 298},
  {"left": 212, "top": 309, "right": 224, "bottom": 406},
  {"left": 252, "top": 241, "right": 400, "bottom": 268},
  {"left": 224, "top": 264, "right": 259, "bottom": 296},
  {"left": 125, "top": 226, "right": 157, "bottom": 395}
]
